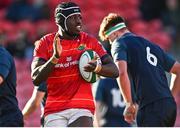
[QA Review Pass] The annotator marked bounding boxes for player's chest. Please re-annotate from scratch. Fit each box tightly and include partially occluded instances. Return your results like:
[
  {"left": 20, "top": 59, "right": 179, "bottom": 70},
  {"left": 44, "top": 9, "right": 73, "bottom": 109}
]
[{"left": 47, "top": 41, "right": 92, "bottom": 67}]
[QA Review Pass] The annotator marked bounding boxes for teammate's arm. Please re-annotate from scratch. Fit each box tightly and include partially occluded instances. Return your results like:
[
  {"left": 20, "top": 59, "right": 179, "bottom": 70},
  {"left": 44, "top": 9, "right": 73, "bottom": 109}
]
[
  {"left": 116, "top": 60, "right": 132, "bottom": 103},
  {"left": 22, "top": 87, "right": 45, "bottom": 120},
  {"left": 169, "top": 61, "right": 180, "bottom": 97},
  {"left": 0, "top": 76, "right": 3, "bottom": 85},
  {"left": 94, "top": 101, "right": 103, "bottom": 127},
  {"left": 31, "top": 57, "right": 57, "bottom": 86},
  {"left": 116, "top": 60, "right": 136, "bottom": 124},
  {"left": 31, "top": 33, "right": 62, "bottom": 86},
  {"left": 0, "top": 54, "right": 10, "bottom": 85},
  {"left": 99, "top": 54, "right": 119, "bottom": 78}
]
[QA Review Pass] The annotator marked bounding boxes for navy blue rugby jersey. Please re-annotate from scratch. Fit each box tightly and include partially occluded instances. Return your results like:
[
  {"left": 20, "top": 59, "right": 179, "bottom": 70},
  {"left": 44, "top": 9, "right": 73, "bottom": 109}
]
[
  {"left": 95, "top": 78, "right": 130, "bottom": 127},
  {"left": 111, "top": 32, "right": 175, "bottom": 109},
  {"left": 0, "top": 46, "right": 23, "bottom": 123}
]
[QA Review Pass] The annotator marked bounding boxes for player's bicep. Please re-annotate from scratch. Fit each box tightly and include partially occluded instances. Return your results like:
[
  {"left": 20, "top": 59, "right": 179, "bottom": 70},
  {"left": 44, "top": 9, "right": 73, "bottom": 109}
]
[
  {"left": 31, "top": 57, "right": 47, "bottom": 79},
  {"left": 170, "top": 62, "right": 180, "bottom": 74},
  {"left": 116, "top": 60, "right": 128, "bottom": 75},
  {"left": 101, "top": 54, "right": 113, "bottom": 65}
]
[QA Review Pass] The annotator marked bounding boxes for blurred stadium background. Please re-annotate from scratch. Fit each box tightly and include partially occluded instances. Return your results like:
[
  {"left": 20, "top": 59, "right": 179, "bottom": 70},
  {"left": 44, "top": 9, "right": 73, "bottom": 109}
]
[{"left": 0, "top": 0, "right": 179, "bottom": 126}]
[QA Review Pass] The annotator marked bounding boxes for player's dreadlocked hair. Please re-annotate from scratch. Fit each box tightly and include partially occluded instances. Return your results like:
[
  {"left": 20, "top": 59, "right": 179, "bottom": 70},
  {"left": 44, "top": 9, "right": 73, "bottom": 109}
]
[
  {"left": 55, "top": 2, "right": 81, "bottom": 31},
  {"left": 99, "top": 13, "right": 126, "bottom": 41}
]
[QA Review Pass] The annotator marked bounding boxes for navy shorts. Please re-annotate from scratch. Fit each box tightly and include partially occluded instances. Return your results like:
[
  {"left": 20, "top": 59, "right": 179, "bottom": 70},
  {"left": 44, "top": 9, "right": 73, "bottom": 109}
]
[{"left": 137, "top": 98, "right": 177, "bottom": 127}]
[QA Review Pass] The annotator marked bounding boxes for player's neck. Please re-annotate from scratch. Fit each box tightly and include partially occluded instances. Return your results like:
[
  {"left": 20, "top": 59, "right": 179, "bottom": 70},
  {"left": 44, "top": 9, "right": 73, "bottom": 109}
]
[
  {"left": 110, "top": 29, "right": 130, "bottom": 44},
  {"left": 58, "top": 30, "right": 79, "bottom": 40}
]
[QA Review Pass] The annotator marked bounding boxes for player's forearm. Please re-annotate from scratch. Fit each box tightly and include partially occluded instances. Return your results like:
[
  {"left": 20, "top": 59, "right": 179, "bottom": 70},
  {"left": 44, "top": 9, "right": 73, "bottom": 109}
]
[
  {"left": 94, "top": 112, "right": 100, "bottom": 127},
  {"left": 97, "top": 55, "right": 119, "bottom": 78},
  {"left": 170, "top": 62, "right": 180, "bottom": 97},
  {"left": 22, "top": 100, "right": 39, "bottom": 119},
  {"left": 171, "top": 73, "right": 180, "bottom": 97},
  {"left": 94, "top": 102, "right": 102, "bottom": 127},
  {"left": 97, "top": 63, "right": 119, "bottom": 78},
  {"left": 118, "top": 72, "right": 133, "bottom": 103},
  {"left": 32, "top": 57, "right": 57, "bottom": 86}
]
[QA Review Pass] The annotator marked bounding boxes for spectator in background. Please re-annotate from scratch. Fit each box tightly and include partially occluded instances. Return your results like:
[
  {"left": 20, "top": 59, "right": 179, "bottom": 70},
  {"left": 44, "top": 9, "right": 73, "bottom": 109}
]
[
  {"left": 0, "top": 42, "right": 24, "bottom": 126},
  {"left": 6, "top": 29, "right": 33, "bottom": 59},
  {"left": 22, "top": 82, "right": 47, "bottom": 127},
  {"left": 162, "top": 0, "right": 180, "bottom": 75},
  {"left": 0, "top": 0, "right": 12, "bottom": 9},
  {"left": 99, "top": 13, "right": 180, "bottom": 127},
  {"left": 163, "top": 0, "right": 180, "bottom": 43},
  {"left": 94, "top": 78, "right": 131, "bottom": 127},
  {"left": 31, "top": 0, "right": 50, "bottom": 21},
  {"left": 139, "top": 0, "right": 167, "bottom": 21},
  {"left": 6, "top": 0, "right": 50, "bottom": 22}
]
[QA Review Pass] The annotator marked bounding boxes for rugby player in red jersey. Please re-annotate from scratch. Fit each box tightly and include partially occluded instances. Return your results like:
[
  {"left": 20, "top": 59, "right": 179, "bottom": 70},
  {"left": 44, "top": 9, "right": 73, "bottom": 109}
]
[{"left": 31, "top": 2, "right": 119, "bottom": 127}]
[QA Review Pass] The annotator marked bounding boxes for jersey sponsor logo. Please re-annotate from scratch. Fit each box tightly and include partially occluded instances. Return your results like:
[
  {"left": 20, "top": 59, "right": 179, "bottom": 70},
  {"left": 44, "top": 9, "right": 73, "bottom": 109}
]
[
  {"left": 66, "top": 56, "right": 72, "bottom": 62},
  {"left": 55, "top": 56, "right": 78, "bottom": 68},
  {"left": 146, "top": 46, "right": 157, "bottom": 66},
  {"left": 78, "top": 44, "right": 86, "bottom": 50}
]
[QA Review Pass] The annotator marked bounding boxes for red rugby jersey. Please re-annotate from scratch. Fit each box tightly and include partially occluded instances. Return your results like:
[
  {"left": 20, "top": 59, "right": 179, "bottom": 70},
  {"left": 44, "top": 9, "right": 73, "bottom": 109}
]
[{"left": 33, "top": 32, "right": 107, "bottom": 116}]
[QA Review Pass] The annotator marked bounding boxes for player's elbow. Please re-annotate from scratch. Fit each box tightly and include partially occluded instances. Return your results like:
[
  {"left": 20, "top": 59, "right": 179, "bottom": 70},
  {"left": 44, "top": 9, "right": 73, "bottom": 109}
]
[
  {"left": 32, "top": 76, "right": 41, "bottom": 86},
  {"left": 171, "top": 62, "right": 180, "bottom": 75},
  {"left": 32, "top": 79, "right": 41, "bottom": 87},
  {"left": 119, "top": 69, "right": 127, "bottom": 78},
  {"left": 34, "top": 101, "right": 40, "bottom": 108},
  {"left": 111, "top": 64, "right": 119, "bottom": 78},
  {"left": 31, "top": 73, "right": 42, "bottom": 86},
  {"left": 113, "top": 69, "right": 119, "bottom": 78}
]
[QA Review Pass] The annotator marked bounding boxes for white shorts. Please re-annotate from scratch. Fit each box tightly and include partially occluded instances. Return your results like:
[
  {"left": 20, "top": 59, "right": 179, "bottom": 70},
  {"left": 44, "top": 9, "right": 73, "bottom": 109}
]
[{"left": 44, "top": 108, "right": 93, "bottom": 127}]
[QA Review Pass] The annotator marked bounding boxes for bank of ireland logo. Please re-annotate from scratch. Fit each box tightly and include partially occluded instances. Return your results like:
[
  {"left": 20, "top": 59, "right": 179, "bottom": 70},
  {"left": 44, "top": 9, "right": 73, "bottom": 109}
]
[
  {"left": 66, "top": 56, "right": 72, "bottom": 62},
  {"left": 78, "top": 44, "right": 86, "bottom": 50}
]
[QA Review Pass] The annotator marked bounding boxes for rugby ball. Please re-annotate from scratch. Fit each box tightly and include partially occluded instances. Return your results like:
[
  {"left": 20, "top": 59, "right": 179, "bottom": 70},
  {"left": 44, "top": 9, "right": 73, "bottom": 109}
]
[{"left": 79, "top": 50, "right": 101, "bottom": 83}]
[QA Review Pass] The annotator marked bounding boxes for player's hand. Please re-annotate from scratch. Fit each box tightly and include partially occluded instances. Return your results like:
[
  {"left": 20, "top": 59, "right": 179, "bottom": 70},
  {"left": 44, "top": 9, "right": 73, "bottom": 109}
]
[
  {"left": 83, "top": 59, "right": 97, "bottom": 72},
  {"left": 123, "top": 103, "right": 136, "bottom": 124},
  {"left": 53, "top": 33, "right": 62, "bottom": 58},
  {"left": 84, "top": 55, "right": 101, "bottom": 72}
]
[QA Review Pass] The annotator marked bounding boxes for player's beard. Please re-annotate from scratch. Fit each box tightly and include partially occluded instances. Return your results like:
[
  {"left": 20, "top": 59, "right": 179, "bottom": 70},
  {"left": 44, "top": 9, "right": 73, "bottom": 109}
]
[{"left": 65, "top": 25, "right": 82, "bottom": 38}]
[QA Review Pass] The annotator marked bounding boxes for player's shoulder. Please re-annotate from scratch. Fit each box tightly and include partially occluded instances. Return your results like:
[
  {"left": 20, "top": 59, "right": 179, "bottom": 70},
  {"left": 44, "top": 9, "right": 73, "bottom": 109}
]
[
  {"left": 35, "top": 32, "right": 56, "bottom": 46},
  {"left": 41, "top": 32, "right": 56, "bottom": 41},
  {"left": 0, "top": 46, "right": 12, "bottom": 59}
]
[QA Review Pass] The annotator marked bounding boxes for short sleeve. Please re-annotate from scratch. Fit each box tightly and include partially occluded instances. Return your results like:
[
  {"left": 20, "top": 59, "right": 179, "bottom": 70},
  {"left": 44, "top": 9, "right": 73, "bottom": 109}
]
[
  {"left": 37, "top": 81, "right": 47, "bottom": 92},
  {"left": 0, "top": 52, "right": 11, "bottom": 79},
  {"left": 162, "top": 52, "right": 176, "bottom": 72},
  {"left": 33, "top": 38, "right": 49, "bottom": 61},
  {"left": 111, "top": 40, "right": 128, "bottom": 62}
]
